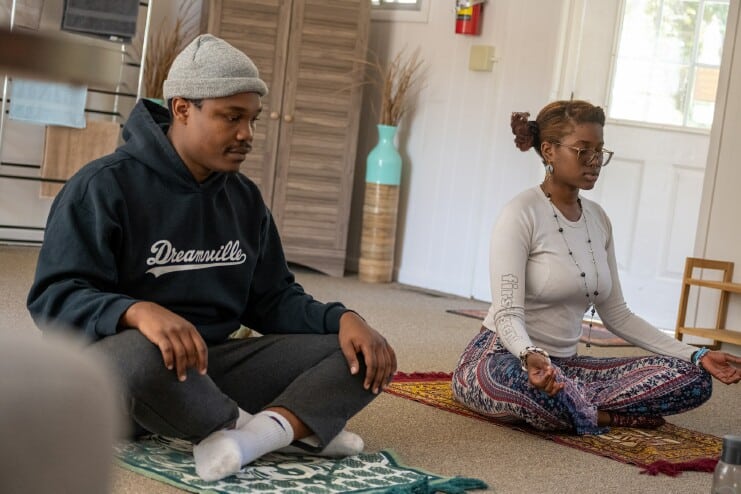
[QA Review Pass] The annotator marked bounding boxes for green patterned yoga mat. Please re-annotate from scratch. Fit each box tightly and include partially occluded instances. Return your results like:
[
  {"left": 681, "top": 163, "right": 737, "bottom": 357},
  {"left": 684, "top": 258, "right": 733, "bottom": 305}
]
[{"left": 115, "top": 435, "right": 487, "bottom": 494}]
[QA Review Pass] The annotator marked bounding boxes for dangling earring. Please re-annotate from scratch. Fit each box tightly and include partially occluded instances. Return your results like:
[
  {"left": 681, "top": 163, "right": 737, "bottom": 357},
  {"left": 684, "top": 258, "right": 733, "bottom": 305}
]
[{"left": 545, "top": 162, "right": 554, "bottom": 175}]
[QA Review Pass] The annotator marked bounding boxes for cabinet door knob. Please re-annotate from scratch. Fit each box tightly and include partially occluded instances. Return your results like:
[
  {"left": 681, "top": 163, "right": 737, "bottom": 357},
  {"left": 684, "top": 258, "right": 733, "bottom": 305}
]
[
  {"left": 269, "top": 112, "right": 280, "bottom": 120},
  {"left": 283, "top": 114, "right": 294, "bottom": 123}
]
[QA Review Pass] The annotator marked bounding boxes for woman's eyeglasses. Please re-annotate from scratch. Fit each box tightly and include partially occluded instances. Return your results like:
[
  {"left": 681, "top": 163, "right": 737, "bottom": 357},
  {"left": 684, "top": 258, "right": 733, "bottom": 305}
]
[{"left": 552, "top": 142, "right": 614, "bottom": 167}]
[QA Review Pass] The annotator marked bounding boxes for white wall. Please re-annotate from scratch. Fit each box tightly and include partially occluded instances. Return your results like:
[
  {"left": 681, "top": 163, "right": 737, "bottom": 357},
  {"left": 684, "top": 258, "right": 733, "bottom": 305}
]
[{"left": 347, "top": 0, "right": 569, "bottom": 299}]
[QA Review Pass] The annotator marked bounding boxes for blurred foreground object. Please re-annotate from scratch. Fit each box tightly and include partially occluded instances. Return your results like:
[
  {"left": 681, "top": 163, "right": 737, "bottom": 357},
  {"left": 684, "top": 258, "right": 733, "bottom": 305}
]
[
  {"left": 0, "top": 27, "right": 121, "bottom": 86},
  {"left": 0, "top": 331, "right": 122, "bottom": 494}
]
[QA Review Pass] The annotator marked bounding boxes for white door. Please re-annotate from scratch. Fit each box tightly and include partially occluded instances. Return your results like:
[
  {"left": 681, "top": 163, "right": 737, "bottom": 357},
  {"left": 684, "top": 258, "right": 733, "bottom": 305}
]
[{"left": 568, "top": 0, "right": 724, "bottom": 330}]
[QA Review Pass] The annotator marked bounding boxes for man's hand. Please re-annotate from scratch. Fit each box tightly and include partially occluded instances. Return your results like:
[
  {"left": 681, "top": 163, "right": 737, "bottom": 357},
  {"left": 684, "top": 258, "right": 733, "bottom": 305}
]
[
  {"left": 120, "top": 301, "right": 208, "bottom": 381},
  {"left": 701, "top": 351, "right": 741, "bottom": 384},
  {"left": 525, "top": 353, "right": 564, "bottom": 396},
  {"left": 338, "top": 311, "right": 397, "bottom": 394}
]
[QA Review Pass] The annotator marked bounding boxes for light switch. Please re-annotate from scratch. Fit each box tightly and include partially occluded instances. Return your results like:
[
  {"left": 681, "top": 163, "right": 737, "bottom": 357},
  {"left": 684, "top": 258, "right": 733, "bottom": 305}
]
[{"left": 469, "top": 45, "right": 495, "bottom": 72}]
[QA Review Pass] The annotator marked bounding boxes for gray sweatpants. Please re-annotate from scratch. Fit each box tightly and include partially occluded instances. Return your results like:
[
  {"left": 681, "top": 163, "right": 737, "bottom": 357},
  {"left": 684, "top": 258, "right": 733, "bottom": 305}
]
[{"left": 91, "top": 330, "right": 376, "bottom": 446}]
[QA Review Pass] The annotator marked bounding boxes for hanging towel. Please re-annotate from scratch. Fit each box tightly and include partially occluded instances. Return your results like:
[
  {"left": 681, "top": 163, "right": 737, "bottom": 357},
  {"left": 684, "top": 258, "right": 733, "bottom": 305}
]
[
  {"left": 9, "top": 79, "right": 87, "bottom": 128},
  {"left": 40, "top": 120, "right": 121, "bottom": 198},
  {"left": 13, "top": 0, "right": 44, "bottom": 30},
  {"left": 61, "top": 0, "right": 140, "bottom": 42}
]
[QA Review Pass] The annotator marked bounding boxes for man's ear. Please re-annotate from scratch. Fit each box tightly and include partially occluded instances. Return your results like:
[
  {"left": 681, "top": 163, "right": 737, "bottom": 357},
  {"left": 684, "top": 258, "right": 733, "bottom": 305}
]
[{"left": 171, "top": 97, "right": 191, "bottom": 123}]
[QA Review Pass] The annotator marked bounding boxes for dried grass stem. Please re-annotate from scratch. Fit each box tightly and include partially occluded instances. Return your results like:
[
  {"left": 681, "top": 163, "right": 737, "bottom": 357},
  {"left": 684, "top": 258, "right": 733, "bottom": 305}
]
[
  {"left": 144, "top": 17, "right": 183, "bottom": 99},
  {"left": 373, "top": 48, "right": 424, "bottom": 126},
  {"left": 142, "top": 1, "right": 200, "bottom": 99}
]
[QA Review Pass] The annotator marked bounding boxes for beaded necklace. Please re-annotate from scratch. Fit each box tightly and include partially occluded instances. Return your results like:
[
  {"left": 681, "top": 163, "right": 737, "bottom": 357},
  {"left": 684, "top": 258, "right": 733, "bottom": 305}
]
[{"left": 544, "top": 189, "right": 599, "bottom": 348}]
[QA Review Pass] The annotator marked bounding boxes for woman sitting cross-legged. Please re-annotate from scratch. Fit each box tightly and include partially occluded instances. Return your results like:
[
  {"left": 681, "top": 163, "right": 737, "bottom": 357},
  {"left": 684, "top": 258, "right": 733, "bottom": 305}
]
[{"left": 452, "top": 99, "right": 741, "bottom": 435}]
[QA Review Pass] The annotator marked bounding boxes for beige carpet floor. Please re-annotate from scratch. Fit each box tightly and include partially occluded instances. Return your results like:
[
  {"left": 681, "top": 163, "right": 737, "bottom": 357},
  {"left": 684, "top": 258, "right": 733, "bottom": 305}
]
[{"left": 1, "top": 244, "right": 739, "bottom": 493}]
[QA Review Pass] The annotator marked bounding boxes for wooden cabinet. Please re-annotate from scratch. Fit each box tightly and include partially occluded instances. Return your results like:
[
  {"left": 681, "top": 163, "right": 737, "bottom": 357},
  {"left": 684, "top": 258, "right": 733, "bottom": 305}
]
[
  {"left": 207, "top": 0, "right": 370, "bottom": 276},
  {"left": 675, "top": 257, "right": 741, "bottom": 348}
]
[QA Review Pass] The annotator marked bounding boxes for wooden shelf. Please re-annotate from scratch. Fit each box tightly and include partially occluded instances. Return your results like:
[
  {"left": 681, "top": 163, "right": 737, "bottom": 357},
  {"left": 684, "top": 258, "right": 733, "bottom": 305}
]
[
  {"left": 685, "top": 278, "right": 741, "bottom": 293},
  {"left": 677, "top": 327, "right": 741, "bottom": 346},
  {"left": 675, "top": 257, "right": 741, "bottom": 349}
]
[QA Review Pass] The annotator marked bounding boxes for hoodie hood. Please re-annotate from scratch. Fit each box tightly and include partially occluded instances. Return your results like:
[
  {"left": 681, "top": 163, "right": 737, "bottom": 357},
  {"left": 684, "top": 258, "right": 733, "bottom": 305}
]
[{"left": 119, "top": 99, "right": 227, "bottom": 194}]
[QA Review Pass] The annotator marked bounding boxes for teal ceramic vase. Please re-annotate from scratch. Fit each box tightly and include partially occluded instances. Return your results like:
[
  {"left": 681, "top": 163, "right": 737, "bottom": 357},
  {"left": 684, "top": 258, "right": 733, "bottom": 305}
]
[{"left": 365, "top": 124, "right": 402, "bottom": 185}]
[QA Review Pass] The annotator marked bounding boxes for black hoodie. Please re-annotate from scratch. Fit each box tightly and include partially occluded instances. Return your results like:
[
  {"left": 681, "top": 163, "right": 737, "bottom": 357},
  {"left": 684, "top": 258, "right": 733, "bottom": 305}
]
[{"left": 27, "top": 99, "right": 347, "bottom": 343}]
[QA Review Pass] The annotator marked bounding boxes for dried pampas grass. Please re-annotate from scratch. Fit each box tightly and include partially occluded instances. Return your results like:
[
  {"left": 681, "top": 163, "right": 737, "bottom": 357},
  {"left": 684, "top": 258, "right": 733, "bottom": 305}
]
[
  {"left": 144, "top": 17, "right": 183, "bottom": 99},
  {"left": 143, "top": 1, "right": 200, "bottom": 100},
  {"left": 370, "top": 48, "right": 425, "bottom": 127}
]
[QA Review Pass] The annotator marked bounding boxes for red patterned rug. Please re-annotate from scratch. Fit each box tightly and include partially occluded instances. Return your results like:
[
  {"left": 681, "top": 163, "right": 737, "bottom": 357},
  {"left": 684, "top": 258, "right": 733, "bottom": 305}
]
[
  {"left": 446, "top": 309, "right": 631, "bottom": 347},
  {"left": 386, "top": 372, "right": 720, "bottom": 476}
]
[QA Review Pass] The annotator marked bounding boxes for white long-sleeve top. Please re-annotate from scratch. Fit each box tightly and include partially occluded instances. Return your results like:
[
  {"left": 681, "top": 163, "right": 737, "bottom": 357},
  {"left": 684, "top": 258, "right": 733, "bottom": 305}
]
[{"left": 483, "top": 186, "right": 694, "bottom": 361}]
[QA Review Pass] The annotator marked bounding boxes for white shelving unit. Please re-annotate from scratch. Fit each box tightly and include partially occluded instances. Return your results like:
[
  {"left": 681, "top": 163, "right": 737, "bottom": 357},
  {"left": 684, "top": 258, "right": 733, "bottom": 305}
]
[{"left": 0, "top": 0, "right": 153, "bottom": 244}]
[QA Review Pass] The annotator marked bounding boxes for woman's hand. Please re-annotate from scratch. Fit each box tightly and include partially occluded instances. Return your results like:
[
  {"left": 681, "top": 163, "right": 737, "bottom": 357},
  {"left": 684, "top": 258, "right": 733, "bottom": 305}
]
[
  {"left": 699, "top": 351, "right": 741, "bottom": 384},
  {"left": 526, "top": 353, "right": 565, "bottom": 396},
  {"left": 338, "top": 311, "right": 397, "bottom": 394},
  {"left": 120, "top": 301, "right": 208, "bottom": 382}
]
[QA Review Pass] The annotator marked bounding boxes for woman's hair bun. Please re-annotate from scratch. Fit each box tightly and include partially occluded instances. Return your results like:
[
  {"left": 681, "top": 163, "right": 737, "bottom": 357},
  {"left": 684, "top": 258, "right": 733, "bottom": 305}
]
[{"left": 511, "top": 111, "right": 539, "bottom": 152}]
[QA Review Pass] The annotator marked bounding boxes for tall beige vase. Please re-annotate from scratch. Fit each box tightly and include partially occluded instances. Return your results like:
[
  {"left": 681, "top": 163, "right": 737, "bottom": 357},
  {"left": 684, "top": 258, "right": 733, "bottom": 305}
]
[{"left": 359, "top": 124, "right": 402, "bottom": 283}]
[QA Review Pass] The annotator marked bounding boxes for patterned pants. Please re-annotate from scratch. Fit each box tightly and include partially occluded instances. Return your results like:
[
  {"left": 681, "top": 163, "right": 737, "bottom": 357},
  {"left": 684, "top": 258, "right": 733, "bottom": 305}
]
[{"left": 452, "top": 329, "right": 712, "bottom": 435}]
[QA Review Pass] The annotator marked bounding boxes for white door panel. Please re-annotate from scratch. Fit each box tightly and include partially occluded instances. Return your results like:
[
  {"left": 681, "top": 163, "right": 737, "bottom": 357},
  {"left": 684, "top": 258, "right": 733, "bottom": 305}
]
[{"left": 583, "top": 125, "right": 708, "bottom": 330}]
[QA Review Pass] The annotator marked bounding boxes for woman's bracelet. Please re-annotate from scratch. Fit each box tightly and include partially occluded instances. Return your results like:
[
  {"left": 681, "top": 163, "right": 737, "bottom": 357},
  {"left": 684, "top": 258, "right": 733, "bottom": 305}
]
[
  {"left": 519, "top": 346, "right": 550, "bottom": 372},
  {"left": 691, "top": 347, "right": 710, "bottom": 369}
]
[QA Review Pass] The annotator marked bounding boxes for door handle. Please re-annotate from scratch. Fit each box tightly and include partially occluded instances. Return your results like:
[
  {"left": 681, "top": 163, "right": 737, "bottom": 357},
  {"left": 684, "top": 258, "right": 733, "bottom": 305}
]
[
  {"left": 283, "top": 114, "right": 294, "bottom": 123},
  {"left": 269, "top": 112, "right": 280, "bottom": 120}
]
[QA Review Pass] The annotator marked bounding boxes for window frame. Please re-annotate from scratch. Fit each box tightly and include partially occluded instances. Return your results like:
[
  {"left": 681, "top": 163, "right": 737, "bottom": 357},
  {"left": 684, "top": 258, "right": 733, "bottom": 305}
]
[
  {"left": 605, "top": 0, "right": 729, "bottom": 132},
  {"left": 370, "top": 0, "right": 430, "bottom": 23}
]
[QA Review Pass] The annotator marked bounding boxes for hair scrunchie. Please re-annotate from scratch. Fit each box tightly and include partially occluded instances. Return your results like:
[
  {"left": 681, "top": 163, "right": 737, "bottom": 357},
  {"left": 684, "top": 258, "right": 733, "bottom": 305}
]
[{"left": 527, "top": 121, "right": 540, "bottom": 145}]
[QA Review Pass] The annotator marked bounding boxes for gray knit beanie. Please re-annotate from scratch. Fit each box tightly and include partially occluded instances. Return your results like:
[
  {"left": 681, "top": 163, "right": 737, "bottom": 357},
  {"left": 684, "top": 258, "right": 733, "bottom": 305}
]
[{"left": 163, "top": 34, "right": 268, "bottom": 100}]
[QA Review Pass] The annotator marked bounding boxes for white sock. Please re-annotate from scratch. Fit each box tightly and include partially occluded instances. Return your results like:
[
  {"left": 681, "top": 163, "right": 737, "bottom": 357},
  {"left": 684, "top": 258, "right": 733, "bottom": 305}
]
[
  {"left": 279, "top": 430, "right": 364, "bottom": 457},
  {"left": 235, "top": 408, "right": 252, "bottom": 429},
  {"left": 193, "top": 410, "right": 293, "bottom": 481}
]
